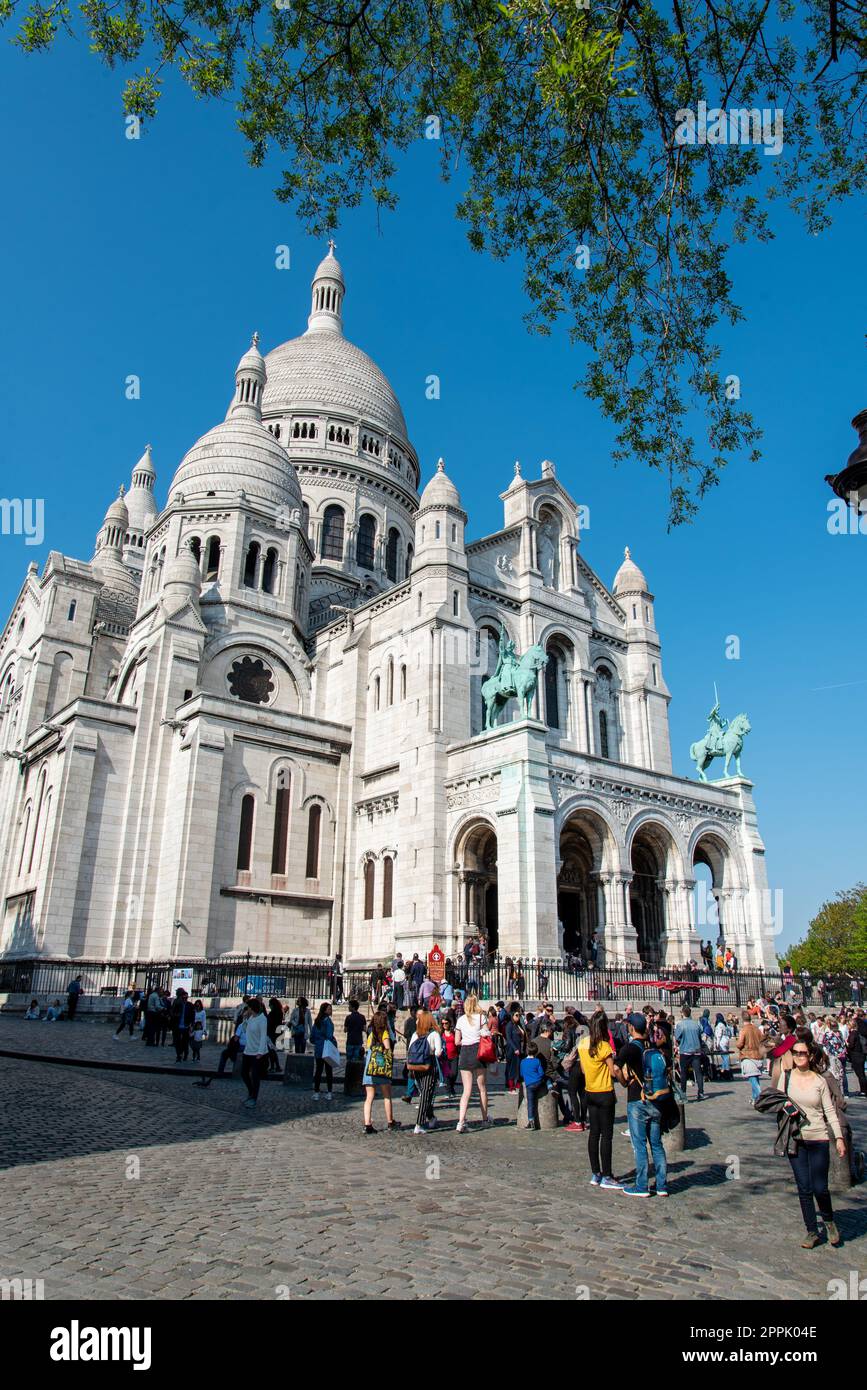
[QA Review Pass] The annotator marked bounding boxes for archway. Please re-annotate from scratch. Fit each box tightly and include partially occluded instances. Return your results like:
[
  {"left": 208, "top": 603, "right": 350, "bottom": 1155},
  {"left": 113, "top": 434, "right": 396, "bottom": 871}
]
[
  {"left": 557, "top": 808, "right": 614, "bottom": 961},
  {"left": 629, "top": 822, "right": 677, "bottom": 968},
  {"left": 692, "top": 832, "right": 731, "bottom": 952},
  {"left": 455, "top": 820, "right": 498, "bottom": 951}
]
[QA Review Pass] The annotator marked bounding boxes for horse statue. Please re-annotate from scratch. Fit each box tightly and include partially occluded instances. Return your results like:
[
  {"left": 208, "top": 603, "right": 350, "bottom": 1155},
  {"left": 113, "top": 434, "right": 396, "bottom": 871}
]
[
  {"left": 481, "top": 642, "right": 548, "bottom": 729},
  {"left": 690, "top": 712, "right": 751, "bottom": 781}
]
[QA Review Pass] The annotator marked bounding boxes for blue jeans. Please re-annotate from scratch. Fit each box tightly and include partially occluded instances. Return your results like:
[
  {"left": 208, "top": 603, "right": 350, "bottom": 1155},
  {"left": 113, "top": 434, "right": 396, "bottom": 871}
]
[
  {"left": 627, "top": 1099, "right": 667, "bottom": 1193},
  {"left": 525, "top": 1080, "right": 547, "bottom": 1126},
  {"left": 747, "top": 1074, "right": 762, "bottom": 1102}
]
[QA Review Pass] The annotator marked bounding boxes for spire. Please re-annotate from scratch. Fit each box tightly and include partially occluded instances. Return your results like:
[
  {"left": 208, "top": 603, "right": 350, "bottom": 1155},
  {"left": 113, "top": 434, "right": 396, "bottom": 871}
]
[
  {"left": 624, "top": 545, "right": 631, "bottom": 560},
  {"left": 131, "top": 444, "right": 156, "bottom": 493},
  {"left": 228, "top": 332, "right": 266, "bottom": 421},
  {"left": 93, "top": 485, "right": 129, "bottom": 562},
  {"left": 307, "top": 242, "right": 345, "bottom": 335}
]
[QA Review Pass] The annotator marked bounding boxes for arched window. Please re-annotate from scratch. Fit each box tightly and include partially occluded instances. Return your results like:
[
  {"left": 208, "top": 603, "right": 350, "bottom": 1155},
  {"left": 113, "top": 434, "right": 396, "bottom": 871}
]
[
  {"left": 37, "top": 791, "right": 52, "bottom": 870},
  {"left": 204, "top": 536, "right": 221, "bottom": 581},
  {"left": 28, "top": 771, "right": 48, "bottom": 874},
  {"left": 237, "top": 795, "right": 255, "bottom": 872},
  {"left": 453, "top": 589, "right": 460, "bottom": 616},
  {"left": 400, "top": 664, "right": 407, "bottom": 700},
  {"left": 271, "top": 773, "right": 290, "bottom": 874},
  {"left": 382, "top": 855, "right": 394, "bottom": 918},
  {"left": 404, "top": 544, "right": 414, "bottom": 579},
  {"left": 321, "top": 505, "right": 345, "bottom": 562},
  {"left": 387, "top": 658, "right": 394, "bottom": 706},
  {"left": 356, "top": 513, "right": 376, "bottom": 570},
  {"left": 46, "top": 651, "right": 73, "bottom": 716},
  {"left": 243, "top": 541, "right": 260, "bottom": 588},
  {"left": 599, "top": 709, "right": 610, "bottom": 758},
  {"left": 305, "top": 803, "right": 322, "bottom": 878},
  {"left": 17, "top": 802, "right": 32, "bottom": 876},
  {"left": 262, "top": 547, "right": 278, "bottom": 594},
  {"left": 385, "top": 527, "right": 400, "bottom": 582},
  {"left": 363, "top": 859, "right": 375, "bottom": 920},
  {"left": 373, "top": 676, "right": 380, "bottom": 711},
  {"left": 594, "top": 665, "right": 618, "bottom": 759},
  {"left": 545, "top": 646, "right": 561, "bottom": 728},
  {"left": 67, "top": 601, "right": 77, "bottom": 621}
]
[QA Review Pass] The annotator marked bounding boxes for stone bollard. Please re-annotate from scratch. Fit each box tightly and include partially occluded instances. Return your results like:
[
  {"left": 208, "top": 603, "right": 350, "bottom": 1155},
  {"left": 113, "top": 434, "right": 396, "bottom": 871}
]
[
  {"left": 662, "top": 1102, "right": 686, "bottom": 1155},
  {"left": 516, "top": 1087, "right": 559, "bottom": 1130},
  {"left": 344, "top": 1059, "right": 365, "bottom": 1097},
  {"left": 283, "top": 1053, "right": 314, "bottom": 1086},
  {"left": 829, "top": 1129, "right": 858, "bottom": 1194}
]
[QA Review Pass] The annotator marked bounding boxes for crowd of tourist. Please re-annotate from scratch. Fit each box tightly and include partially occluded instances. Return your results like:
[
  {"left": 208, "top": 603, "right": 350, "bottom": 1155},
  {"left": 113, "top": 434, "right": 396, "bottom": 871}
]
[{"left": 14, "top": 958, "right": 867, "bottom": 1247}]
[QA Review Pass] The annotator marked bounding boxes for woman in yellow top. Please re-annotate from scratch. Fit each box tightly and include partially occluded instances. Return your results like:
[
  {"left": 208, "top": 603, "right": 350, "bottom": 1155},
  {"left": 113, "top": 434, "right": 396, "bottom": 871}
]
[{"left": 577, "top": 1012, "right": 621, "bottom": 1189}]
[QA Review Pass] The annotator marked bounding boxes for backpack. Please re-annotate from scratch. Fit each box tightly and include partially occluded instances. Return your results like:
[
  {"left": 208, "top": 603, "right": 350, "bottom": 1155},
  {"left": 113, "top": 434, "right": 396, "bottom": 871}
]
[
  {"left": 642, "top": 1046, "right": 670, "bottom": 1102},
  {"left": 407, "top": 1035, "right": 433, "bottom": 1073}
]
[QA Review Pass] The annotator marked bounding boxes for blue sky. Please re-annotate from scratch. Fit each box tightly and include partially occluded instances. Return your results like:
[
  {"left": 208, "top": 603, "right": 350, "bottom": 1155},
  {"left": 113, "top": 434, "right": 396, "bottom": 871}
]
[{"left": 0, "top": 38, "right": 864, "bottom": 953}]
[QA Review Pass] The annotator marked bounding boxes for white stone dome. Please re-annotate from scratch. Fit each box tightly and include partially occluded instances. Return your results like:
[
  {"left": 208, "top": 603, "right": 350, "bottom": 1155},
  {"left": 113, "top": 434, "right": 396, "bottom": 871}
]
[
  {"left": 169, "top": 417, "right": 303, "bottom": 510},
  {"left": 262, "top": 331, "right": 409, "bottom": 442},
  {"left": 419, "top": 458, "right": 462, "bottom": 510},
  {"left": 612, "top": 546, "right": 649, "bottom": 595}
]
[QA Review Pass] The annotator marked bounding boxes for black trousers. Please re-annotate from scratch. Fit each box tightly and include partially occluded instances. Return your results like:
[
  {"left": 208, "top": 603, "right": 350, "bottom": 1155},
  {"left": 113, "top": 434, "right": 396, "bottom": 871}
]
[
  {"left": 586, "top": 1091, "right": 616, "bottom": 1177},
  {"left": 849, "top": 1051, "right": 867, "bottom": 1096},
  {"left": 242, "top": 1053, "right": 267, "bottom": 1100},
  {"left": 115, "top": 1015, "right": 134, "bottom": 1036},
  {"left": 788, "top": 1140, "right": 834, "bottom": 1234},
  {"left": 173, "top": 1027, "right": 190, "bottom": 1061},
  {"left": 679, "top": 1053, "right": 704, "bottom": 1095},
  {"left": 567, "top": 1068, "right": 588, "bottom": 1124},
  {"left": 314, "top": 1058, "right": 333, "bottom": 1093}
]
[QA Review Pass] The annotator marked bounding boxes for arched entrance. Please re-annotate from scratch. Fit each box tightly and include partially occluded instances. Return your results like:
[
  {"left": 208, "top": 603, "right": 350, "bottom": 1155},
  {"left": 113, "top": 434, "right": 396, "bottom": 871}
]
[
  {"left": 629, "top": 822, "right": 678, "bottom": 968},
  {"left": 455, "top": 821, "right": 498, "bottom": 951},
  {"left": 557, "top": 809, "right": 614, "bottom": 962},
  {"left": 692, "top": 832, "right": 732, "bottom": 950}
]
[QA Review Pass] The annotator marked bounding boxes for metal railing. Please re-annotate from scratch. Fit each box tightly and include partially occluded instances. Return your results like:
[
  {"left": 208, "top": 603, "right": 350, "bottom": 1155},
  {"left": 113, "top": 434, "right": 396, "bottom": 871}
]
[{"left": 0, "top": 952, "right": 858, "bottom": 1012}]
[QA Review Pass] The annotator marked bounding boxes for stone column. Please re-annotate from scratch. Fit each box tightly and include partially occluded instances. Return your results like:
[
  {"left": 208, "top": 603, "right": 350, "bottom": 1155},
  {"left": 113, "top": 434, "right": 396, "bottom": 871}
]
[
  {"left": 596, "top": 870, "right": 638, "bottom": 964},
  {"left": 662, "top": 875, "right": 700, "bottom": 965}
]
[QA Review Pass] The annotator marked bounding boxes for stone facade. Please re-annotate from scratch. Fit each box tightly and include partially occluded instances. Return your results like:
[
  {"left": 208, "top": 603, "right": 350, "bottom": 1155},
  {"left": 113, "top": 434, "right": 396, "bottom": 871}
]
[{"left": 0, "top": 250, "right": 775, "bottom": 969}]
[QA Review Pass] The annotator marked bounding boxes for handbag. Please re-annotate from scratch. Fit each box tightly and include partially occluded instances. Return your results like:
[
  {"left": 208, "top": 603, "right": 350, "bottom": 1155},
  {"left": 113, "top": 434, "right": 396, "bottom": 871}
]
[
  {"left": 478, "top": 1034, "right": 496, "bottom": 1064},
  {"left": 367, "top": 1043, "right": 392, "bottom": 1079},
  {"left": 322, "top": 1038, "right": 340, "bottom": 1067}
]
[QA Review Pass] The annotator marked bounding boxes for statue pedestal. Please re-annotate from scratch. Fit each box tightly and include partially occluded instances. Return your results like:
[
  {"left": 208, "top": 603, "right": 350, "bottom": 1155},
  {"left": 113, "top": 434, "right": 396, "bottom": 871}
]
[{"left": 451, "top": 719, "right": 558, "bottom": 958}]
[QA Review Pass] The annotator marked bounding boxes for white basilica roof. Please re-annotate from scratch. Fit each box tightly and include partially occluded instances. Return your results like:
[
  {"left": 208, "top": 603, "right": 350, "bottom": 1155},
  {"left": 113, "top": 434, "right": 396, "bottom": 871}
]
[
  {"left": 261, "top": 246, "right": 409, "bottom": 444},
  {"left": 262, "top": 330, "right": 408, "bottom": 442}
]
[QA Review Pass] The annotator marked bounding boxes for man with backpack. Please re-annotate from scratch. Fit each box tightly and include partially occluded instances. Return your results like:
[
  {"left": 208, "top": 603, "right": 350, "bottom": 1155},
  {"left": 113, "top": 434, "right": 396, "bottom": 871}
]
[{"left": 613, "top": 1013, "right": 670, "bottom": 1198}]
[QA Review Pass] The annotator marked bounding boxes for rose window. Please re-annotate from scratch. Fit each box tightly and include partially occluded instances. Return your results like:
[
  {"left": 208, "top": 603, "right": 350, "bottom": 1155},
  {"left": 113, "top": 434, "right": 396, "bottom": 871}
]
[{"left": 228, "top": 656, "right": 275, "bottom": 705}]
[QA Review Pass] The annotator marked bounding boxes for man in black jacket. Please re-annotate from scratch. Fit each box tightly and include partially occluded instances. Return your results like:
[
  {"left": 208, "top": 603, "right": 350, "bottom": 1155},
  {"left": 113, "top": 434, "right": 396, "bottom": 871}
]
[{"left": 170, "top": 989, "right": 196, "bottom": 1062}]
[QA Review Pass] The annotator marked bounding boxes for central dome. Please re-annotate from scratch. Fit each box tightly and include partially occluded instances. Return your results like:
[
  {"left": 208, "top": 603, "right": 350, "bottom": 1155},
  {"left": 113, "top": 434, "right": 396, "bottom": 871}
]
[
  {"left": 261, "top": 245, "right": 410, "bottom": 445},
  {"left": 262, "top": 332, "right": 408, "bottom": 442}
]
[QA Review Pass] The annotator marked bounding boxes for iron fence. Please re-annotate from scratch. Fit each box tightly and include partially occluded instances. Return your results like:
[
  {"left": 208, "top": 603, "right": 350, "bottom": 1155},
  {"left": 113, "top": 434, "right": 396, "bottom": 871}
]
[{"left": 0, "top": 952, "right": 860, "bottom": 1011}]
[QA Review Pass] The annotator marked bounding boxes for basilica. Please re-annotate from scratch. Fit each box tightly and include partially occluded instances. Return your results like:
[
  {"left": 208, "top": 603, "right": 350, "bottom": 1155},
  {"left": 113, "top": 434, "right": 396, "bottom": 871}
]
[{"left": 0, "top": 249, "right": 775, "bottom": 969}]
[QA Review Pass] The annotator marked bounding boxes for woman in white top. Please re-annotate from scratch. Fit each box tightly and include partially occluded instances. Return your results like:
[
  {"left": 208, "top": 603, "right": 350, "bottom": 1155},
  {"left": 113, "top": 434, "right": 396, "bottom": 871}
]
[
  {"left": 407, "top": 1011, "right": 443, "bottom": 1134},
  {"left": 241, "top": 999, "right": 270, "bottom": 1109},
  {"left": 454, "top": 993, "right": 492, "bottom": 1132}
]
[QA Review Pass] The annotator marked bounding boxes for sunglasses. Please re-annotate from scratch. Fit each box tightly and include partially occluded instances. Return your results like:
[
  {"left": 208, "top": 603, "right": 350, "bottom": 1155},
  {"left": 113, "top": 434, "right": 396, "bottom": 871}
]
[{"left": 792, "top": 1049, "right": 810, "bottom": 1057}]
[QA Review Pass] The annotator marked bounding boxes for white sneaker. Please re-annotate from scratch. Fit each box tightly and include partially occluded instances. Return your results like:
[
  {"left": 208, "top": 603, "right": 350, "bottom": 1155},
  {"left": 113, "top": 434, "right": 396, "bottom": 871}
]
[
  {"left": 413, "top": 1124, "right": 428, "bottom": 1134},
  {"left": 312, "top": 1092, "right": 320, "bottom": 1101},
  {"left": 325, "top": 1092, "right": 333, "bottom": 1103}
]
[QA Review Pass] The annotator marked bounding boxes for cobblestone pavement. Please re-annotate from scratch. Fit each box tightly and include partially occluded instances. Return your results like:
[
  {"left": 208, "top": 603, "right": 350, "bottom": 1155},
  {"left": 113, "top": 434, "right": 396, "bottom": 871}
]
[{"left": 2, "top": 1017, "right": 866, "bottom": 1301}]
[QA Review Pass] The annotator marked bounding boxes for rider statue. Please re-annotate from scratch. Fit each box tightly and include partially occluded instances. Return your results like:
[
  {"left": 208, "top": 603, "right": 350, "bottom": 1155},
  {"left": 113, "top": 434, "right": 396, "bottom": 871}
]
[
  {"left": 705, "top": 700, "right": 728, "bottom": 757},
  {"left": 494, "top": 627, "right": 520, "bottom": 695}
]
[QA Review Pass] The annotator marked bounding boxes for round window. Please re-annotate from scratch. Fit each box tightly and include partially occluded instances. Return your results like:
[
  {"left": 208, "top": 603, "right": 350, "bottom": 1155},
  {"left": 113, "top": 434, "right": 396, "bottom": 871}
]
[{"left": 228, "top": 656, "right": 275, "bottom": 705}]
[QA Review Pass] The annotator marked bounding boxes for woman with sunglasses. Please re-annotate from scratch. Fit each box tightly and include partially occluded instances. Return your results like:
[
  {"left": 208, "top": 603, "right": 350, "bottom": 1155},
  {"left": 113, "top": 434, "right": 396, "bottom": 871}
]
[{"left": 785, "top": 1031, "right": 846, "bottom": 1249}]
